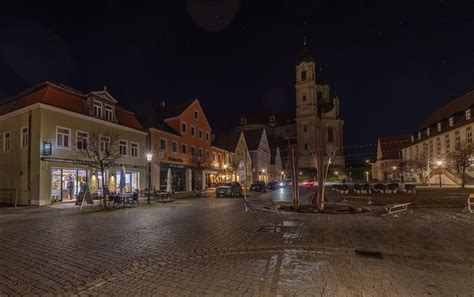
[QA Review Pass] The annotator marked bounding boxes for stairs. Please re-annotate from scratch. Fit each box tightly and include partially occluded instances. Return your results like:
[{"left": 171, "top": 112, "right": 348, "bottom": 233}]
[{"left": 428, "top": 168, "right": 462, "bottom": 186}]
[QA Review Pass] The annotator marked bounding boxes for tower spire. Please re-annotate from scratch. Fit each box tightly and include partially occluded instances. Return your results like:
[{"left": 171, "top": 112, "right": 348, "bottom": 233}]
[{"left": 303, "top": 36, "right": 307, "bottom": 48}]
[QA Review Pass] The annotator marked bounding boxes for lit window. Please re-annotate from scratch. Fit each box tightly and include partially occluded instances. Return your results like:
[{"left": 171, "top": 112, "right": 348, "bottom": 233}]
[
  {"left": 181, "top": 122, "right": 187, "bottom": 133},
  {"left": 20, "top": 127, "right": 28, "bottom": 148},
  {"left": 93, "top": 101, "right": 103, "bottom": 118},
  {"left": 56, "top": 127, "right": 71, "bottom": 148},
  {"left": 444, "top": 134, "right": 450, "bottom": 153},
  {"left": 449, "top": 117, "right": 454, "bottom": 127},
  {"left": 467, "top": 127, "right": 472, "bottom": 143},
  {"left": 182, "top": 144, "right": 187, "bottom": 154},
  {"left": 160, "top": 138, "right": 167, "bottom": 150},
  {"left": 466, "top": 109, "right": 471, "bottom": 120},
  {"left": 426, "top": 128, "right": 430, "bottom": 136},
  {"left": 172, "top": 141, "right": 178, "bottom": 153},
  {"left": 240, "top": 117, "right": 247, "bottom": 125},
  {"left": 436, "top": 137, "right": 441, "bottom": 155},
  {"left": 131, "top": 142, "right": 139, "bottom": 157},
  {"left": 437, "top": 122, "right": 442, "bottom": 132},
  {"left": 77, "top": 131, "right": 88, "bottom": 150},
  {"left": 100, "top": 136, "right": 110, "bottom": 153},
  {"left": 119, "top": 140, "right": 128, "bottom": 155},
  {"left": 3, "top": 132, "right": 10, "bottom": 152},
  {"left": 105, "top": 105, "right": 113, "bottom": 121},
  {"left": 455, "top": 131, "right": 461, "bottom": 149}
]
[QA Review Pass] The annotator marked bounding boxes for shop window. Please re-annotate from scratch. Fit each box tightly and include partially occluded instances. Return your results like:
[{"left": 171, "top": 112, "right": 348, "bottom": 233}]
[
  {"left": 93, "top": 101, "right": 103, "bottom": 118},
  {"left": 105, "top": 105, "right": 114, "bottom": 121},
  {"left": 56, "top": 127, "right": 71, "bottom": 148},
  {"left": 100, "top": 136, "right": 110, "bottom": 153},
  {"left": 119, "top": 140, "right": 128, "bottom": 155},
  {"left": 20, "top": 127, "right": 28, "bottom": 148},
  {"left": 182, "top": 144, "right": 187, "bottom": 154},
  {"left": 131, "top": 142, "right": 139, "bottom": 157},
  {"left": 172, "top": 141, "right": 178, "bottom": 153},
  {"left": 77, "top": 131, "right": 88, "bottom": 150},
  {"left": 198, "top": 129, "right": 203, "bottom": 139},
  {"left": 51, "top": 168, "right": 88, "bottom": 202},
  {"left": 181, "top": 122, "right": 187, "bottom": 133},
  {"left": 160, "top": 138, "right": 167, "bottom": 150},
  {"left": 3, "top": 132, "right": 10, "bottom": 151}
]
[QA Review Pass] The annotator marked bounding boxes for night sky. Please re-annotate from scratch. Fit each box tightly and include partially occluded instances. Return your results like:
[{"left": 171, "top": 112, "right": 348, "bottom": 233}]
[{"left": 0, "top": 0, "right": 472, "bottom": 148}]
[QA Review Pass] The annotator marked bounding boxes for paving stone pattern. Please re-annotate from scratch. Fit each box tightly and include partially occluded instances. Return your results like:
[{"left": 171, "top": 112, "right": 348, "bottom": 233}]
[{"left": 0, "top": 196, "right": 473, "bottom": 296}]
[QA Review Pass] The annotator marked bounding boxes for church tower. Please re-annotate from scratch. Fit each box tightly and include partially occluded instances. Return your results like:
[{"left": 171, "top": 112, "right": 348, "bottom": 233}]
[{"left": 295, "top": 39, "right": 345, "bottom": 171}]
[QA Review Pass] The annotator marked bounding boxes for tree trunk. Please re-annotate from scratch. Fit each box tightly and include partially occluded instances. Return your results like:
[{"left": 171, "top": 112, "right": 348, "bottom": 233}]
[
  {"left": 100, "top": 168, "right": 107, "bottom": 208},
  {"left": 461, "top": 166, "right": 466, "bottom": 189}
]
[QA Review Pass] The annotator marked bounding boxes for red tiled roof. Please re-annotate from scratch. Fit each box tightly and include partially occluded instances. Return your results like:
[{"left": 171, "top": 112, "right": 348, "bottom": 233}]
[
  {"left": 0, "top": 82, "right": 145, "bottom": 132},
  {"left": 378, "top": 135, "right": 411, "bottom": 160}
]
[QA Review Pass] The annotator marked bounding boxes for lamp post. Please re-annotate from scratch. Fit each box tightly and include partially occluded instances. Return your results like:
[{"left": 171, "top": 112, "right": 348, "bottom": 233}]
[
  {"left": 392, "top": 166, "right": 397, "bottom": 181},
  {"left": 146, "top": 153, "right": 153, "bottom": 204},
  {"left": 436, "top": 160, "right": 443, "bottom": 187}
]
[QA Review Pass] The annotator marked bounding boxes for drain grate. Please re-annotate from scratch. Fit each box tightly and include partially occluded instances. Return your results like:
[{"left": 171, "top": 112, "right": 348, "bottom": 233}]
[{"left": 355, "top": 249, "right": 384, "bottom": 259}]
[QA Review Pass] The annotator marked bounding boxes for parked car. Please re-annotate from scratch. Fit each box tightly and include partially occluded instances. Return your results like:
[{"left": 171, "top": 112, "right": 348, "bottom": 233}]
[
  {"left": 266, "top": 180, "right": 280, "bottom": 190},
  {"left": 215, "top": 182, "right": 243, "bottom": 197},
  {"left": 249, "top": 181, "right": 267, "bottom": 192},
  {"left": 286, "top": 179, "right": 293, "bottom": 187}
]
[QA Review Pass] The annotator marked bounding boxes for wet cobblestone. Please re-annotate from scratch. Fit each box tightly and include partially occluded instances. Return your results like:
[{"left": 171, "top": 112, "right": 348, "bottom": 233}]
[{"left": 0, "top": 196, "right": 473, "bottom": 296}]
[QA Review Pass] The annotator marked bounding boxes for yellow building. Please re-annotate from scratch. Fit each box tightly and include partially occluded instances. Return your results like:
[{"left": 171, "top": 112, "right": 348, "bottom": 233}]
[{"left": 0, "top": 82, "right": 147, "bottom": 206}]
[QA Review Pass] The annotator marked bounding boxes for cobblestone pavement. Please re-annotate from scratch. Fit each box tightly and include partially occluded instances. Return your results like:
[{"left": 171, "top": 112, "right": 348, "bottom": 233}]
[{"left": 0, "top": 192, "right": 473, "bottom": 296}]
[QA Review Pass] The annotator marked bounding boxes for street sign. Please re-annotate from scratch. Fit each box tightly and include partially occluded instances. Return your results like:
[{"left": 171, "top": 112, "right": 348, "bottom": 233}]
[{"left": 238, "top": 160, "right": 245, "bottom": 170}]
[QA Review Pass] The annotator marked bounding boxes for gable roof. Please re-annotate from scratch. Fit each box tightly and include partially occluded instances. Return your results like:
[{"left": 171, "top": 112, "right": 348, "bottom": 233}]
[
  {"left": 242, "top": 129, "right": 264, "bottom": 151},
  {"left": 421, "top": 90, "right": 474, "bottom": 129},
  {"left": 377, "top": 135, "right": 411, "bottom": 160},
  {"left": 212, "top": 131, "right": 241, "bottom": 152},
  {"left": 0, "top": 81, "right": 145, "bottom": 131}
]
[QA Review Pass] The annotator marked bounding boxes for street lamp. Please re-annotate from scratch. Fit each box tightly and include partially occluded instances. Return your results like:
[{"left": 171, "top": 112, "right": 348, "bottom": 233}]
[
  {"left": 436, "top": 160, "right": 443, "bottom": 187},
  {"left": 146, "top": 153, "right": 153, "bottom": 204},
  {"left": 365, "top": 171, "right": 369, "bottom": 182},
  {"left": 334, "top": 171, "right": 338, "bottom": 175}
]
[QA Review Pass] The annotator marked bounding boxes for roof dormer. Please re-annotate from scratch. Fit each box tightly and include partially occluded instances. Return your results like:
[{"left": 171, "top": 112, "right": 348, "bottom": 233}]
[{"left": 87, "top": 88, "right": 118, "bottom": 123}]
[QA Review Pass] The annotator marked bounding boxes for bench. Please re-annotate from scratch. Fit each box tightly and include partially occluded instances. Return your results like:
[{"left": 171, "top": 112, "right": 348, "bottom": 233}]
[
  {"left": 465, "top": 194, "right": 474, "bottom": 213},
  {"left": 385, "top": 203, "right": 411, "bottom": 216}
]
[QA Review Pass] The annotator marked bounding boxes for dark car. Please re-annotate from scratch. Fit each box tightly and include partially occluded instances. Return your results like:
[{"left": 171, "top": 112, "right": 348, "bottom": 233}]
[
  {"left": 249, "top": 181, "right": 266, "bottom": 192},
  {"left": 216, "top": 182, "right": 243, "bottom": 197},
  {"left": 266, "top": 180, "right": 279, "bottom": 190}
]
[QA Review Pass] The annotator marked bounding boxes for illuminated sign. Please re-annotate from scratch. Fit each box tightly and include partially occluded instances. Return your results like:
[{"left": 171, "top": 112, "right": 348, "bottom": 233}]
[{"left": 43, "top": 141, "right": 52, "bottom": 155}]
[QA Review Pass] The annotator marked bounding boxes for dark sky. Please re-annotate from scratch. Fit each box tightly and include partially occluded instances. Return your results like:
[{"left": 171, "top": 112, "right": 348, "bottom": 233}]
[{"left": 0, "top": 0, "right": 473, "bottom": 147}]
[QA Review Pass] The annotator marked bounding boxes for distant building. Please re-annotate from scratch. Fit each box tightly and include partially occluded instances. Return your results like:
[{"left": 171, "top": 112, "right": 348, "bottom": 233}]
[
  {"left": 237, "top": 42, "right": 345, "bottom": 177},
  {"left": 242, "top": 129, "right": 271, "bottom": 182},
  {"left": 371, "top": 135, "right": 411, "bottom": 182},
  {"left": 401, "top": 90, "right": 473, "bottom": 185}
]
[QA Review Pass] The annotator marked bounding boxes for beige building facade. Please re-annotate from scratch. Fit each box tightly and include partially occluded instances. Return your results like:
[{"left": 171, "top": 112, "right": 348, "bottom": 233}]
[
  {"left": 401, "top": 91, "right": 473, "bottom": 185},
  {"left": 0, "top": 82, "right": 147, "bottom": 206}
]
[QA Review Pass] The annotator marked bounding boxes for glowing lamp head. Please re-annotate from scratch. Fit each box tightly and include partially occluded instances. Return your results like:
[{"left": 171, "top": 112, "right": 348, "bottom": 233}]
[{"left": 146, "top": 153, "right": 153, "bottom": 162}]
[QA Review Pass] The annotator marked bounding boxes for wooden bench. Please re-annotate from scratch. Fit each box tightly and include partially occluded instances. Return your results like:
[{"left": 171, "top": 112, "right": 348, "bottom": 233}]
[
  {"left": 385, "top": 203, "right": 411, "bottom": 216},
  {"left": 465, "top": 194, "right": 474, "bottom": 213}
]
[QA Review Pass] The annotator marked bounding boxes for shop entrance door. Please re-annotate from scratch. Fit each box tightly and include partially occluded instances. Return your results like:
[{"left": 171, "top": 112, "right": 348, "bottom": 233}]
[{"left": 51, "top": 168, "right": 88, "bottom": 202}]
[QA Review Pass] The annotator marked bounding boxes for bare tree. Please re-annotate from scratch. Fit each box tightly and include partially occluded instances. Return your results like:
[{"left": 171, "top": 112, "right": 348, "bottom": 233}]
[
  {"left": 78, "top": 125, "right": 122, "bottom": 207},
  {"left": 191, "top": 154, "right": 209, "bottom": 191},
  {"left": 448, "top": 143, "right": 473, "bottom": 188}
]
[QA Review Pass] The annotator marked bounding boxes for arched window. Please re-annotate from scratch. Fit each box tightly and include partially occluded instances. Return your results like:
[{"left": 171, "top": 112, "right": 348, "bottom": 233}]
[
  {"left": 301, "top": 71, "right": 307, "bottom": 81},
  {"left": 327, "top": 127, "right": 334, "bottom": 142},
  {"left": 269, "top": 115, "right": 275, "bottom": 122},
  {"left": 240, "top": 117, "right": 247, "bottom": 125},
  {"left": 302, "top": 95, "right": 306, "bottom": 102}
]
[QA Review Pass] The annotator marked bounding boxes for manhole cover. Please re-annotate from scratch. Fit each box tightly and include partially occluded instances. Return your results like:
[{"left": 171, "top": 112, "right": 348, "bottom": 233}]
[{"left": 355, "top": 249, "right": 384, "bottom": 259}]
